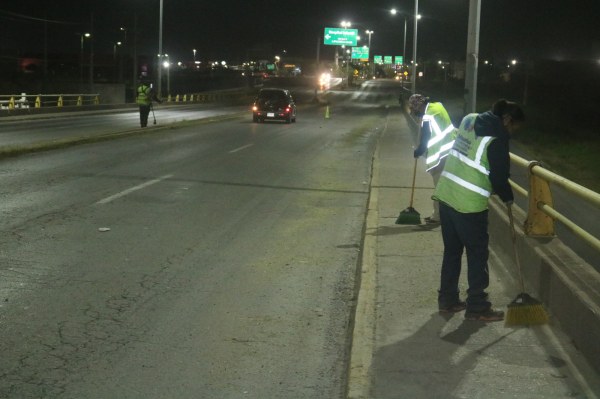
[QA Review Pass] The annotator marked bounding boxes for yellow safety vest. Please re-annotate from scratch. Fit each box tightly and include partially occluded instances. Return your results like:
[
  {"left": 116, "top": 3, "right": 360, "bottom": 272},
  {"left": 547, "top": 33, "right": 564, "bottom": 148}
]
[
  {"left": 422, "top": 102, "right": 456, "bottom": 171},
  {"left": 432, "top": 113, "right": 495, "bottom": 213}
]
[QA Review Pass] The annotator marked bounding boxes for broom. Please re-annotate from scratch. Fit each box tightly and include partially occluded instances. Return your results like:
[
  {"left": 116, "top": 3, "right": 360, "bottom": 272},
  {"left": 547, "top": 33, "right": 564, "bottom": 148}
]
[
  {"left": 505, "top": 204, "right": 549, "bottom": 326},
  {"left": 395, "top": 158, "right": 421, "bottom": 225}
]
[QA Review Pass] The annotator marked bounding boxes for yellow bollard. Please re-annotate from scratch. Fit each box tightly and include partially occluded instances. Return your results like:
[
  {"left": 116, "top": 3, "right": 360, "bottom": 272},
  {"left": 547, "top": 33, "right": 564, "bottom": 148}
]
[
  {"left": 35, "top": 96, "right": 41, "bottom": 108},
  {"left": 94, "top": 96, "right": 99, "bottom": 105},
  {"left": 77, "top": 96, "right": 82, "bottom": 106},
  {"left": 8, "top": 97, "right": 15, "bottom": 110},
  {"left": 325, "top": 105, "right": 330, "bottom": 119},
  {"left": 58, "top": 96, "right": 63, "bottom": 107}
]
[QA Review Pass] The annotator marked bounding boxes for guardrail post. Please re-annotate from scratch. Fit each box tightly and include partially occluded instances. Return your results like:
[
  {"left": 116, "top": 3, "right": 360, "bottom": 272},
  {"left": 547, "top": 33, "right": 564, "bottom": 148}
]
[
  {"left": 77, "top": 96, "right": 82, "bottom": 106},
  {"left": 183, "top": 94, "right": 187, "bottom": 102},
  {"left": 94, "top": 96, "right": 99, "bottom": 105},
  {"left": 35, "top": 96, "right": 41, "bottom": 108},
  {"left": 58, "top": 96, "right": 64, "bottom": 107},
  {"left": 525, "top": 161, "right": 555, "bottom": 237},
  {"left": 175, "top": 94, "right": 180, "bottom": 102},
  {"left": 167, "top": 94, "right": 172, "bottom": 103}
]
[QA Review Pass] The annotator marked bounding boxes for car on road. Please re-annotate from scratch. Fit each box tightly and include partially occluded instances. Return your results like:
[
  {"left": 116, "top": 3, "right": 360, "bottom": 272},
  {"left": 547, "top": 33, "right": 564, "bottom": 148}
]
[{"left": 252, "top": 88, "right": 297, "bottom": 123}]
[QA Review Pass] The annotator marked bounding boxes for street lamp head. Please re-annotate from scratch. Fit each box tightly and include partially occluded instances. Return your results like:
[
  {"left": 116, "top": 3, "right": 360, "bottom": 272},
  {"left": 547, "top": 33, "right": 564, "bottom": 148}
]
[{"left": 391, "top": 8, "right": 397, "bottom": 15}]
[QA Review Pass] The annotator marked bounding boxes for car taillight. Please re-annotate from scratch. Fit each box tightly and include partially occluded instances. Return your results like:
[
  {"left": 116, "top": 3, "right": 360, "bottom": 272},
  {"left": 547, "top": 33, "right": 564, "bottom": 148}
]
[{"left": 285, "top": 106, "right": 291, "bottom": 112}]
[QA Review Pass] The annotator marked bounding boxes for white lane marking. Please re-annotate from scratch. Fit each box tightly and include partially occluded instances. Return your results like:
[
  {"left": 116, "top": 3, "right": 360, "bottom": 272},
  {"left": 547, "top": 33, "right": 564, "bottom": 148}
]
[
  {"left": 96, "top": 174, "right": 174, "bottom": 205},
  {"left": 229, "top": 144, "right": 254, "bottom": 153}
]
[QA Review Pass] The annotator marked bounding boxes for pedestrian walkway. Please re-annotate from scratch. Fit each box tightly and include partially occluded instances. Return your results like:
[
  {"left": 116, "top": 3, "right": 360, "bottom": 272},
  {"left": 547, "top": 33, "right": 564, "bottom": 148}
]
[{"left": 348, "top": 108, "right": 600, "bottom": 398}]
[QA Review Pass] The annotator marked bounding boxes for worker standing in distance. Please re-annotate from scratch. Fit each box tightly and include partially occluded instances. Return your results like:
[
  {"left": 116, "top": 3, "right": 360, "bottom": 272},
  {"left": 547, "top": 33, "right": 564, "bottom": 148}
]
[
  {"left": 432, "top": 99, "right": 525, "bottom": 321},
  {"left": 408, "top": 94, "right": 457, "bottom": 224},
  {"left": 136, "top": 78, "right": 161, "bottom": 128}
]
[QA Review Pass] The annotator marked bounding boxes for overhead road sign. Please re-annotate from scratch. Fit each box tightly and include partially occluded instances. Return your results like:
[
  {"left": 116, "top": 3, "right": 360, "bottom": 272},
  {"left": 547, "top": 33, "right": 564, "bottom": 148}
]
[
  {"left": 374, "top": 55, "right": 383, "bottom": 64},
  {"left": 384, "top": 56, "right": 393, "bottom": 65},
  {"left": 324, "top": 28, "right": 358, "bottom": 46},
  {"left": 351, "top": 46, "right": 369, "bottom": 60},
  {"left": 395, "top": 56, "right": 404, "bottom": 65}
]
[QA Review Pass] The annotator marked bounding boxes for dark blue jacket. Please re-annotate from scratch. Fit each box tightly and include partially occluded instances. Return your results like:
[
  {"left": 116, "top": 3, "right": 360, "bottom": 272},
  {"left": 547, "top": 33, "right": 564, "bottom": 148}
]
[{"left": 474, "top": 111, "right": 514, "bottom": 203}]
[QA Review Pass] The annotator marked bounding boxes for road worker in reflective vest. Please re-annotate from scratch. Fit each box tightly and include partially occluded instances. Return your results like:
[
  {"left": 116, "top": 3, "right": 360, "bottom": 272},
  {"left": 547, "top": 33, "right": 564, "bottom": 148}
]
[
  {"left": 136, "top": 78, "right": 161, "bottom": 127},
  {"left": 432, "top": 99, "right": 525, "bottom": 322},
  {"left": 408, "top": 94, "right": 457, "bottom": 224}
]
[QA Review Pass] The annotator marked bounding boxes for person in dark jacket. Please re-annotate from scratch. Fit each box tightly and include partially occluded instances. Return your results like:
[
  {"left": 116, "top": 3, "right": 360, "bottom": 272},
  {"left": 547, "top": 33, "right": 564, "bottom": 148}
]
[{"left": 432, "top": 99, "right": 525, "bottom": 321}]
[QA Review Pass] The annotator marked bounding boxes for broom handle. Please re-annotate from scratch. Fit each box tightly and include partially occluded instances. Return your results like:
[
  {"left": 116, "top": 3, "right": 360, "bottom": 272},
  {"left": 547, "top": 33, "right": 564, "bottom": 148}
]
[
  {"left": 408, "top": 157, "right": 418, "bottom": 207},
  {"left": 507, "top": 204, "right": 526, "bottom": 293}
]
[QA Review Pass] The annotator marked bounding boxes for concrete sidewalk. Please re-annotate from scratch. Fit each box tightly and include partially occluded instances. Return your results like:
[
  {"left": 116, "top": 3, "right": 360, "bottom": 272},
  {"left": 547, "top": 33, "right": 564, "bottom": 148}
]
[{"left": 348, "top": 108, "right": 600, "bottom": 398}]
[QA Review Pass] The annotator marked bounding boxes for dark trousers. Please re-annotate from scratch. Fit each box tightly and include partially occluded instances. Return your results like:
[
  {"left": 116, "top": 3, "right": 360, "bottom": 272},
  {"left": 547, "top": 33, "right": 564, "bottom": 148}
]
[
  {"left": 139, "top": 104, "right": 150, "bottom": 127},
  {"left": 438, "top": 202, "right": 491, "bottom": 313}
]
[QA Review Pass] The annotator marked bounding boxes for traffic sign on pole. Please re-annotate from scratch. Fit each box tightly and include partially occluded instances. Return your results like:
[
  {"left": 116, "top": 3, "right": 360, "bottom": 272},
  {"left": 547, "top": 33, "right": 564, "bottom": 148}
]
[
  {"left": 324, "top": 28, "right": 358, "bottom": 46},
  {"left": 351, "top": 46, "right": 369, "bottom": 60}
]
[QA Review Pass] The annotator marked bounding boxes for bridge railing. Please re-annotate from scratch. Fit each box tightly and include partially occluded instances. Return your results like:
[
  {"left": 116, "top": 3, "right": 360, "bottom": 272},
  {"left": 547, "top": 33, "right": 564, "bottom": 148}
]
[{"left": 509, "top": 152, "right": 600, "bottom": 254}]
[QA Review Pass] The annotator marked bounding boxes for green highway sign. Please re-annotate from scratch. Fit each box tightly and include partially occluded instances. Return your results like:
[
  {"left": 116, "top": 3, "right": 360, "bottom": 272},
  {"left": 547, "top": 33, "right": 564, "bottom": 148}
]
[
  {"left": 374, "top": 55, "right": 383, "bottom": 64},
  {"left": 384, "top": 56, "right": 393, "bottom": 65},
  {"left": 324, "top": 28, "right": 358, "bottom": 46},
  {"left": 351, "top": 46, "right": 369, "bottom": 60},
  {"left": 395, "top": 56, "right": 404, "bottom": 65}
]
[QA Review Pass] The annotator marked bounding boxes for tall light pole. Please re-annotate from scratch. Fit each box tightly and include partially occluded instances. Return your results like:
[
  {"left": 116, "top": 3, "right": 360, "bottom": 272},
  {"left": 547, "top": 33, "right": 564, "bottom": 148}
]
[
  {"left": 365, "top": 29, "right": 373, "bottom": 49},
  {"left": 163, "top": 55, "right": 170, "bottom": 96},
  {"left": 79, "top": 32, "right": 90, "bottom": 88},
  {"left": 464, "top": 0, "right": 481, "bottom": 113},
  {"left": 411, "top": 0, "right": 418, "bottom": 94},
  {"left": 157, "top": 0, "right": 164, "bottom": 97},
  {"left": 113, "top": 41, "right": 122, "bottom": 81},
  {"left": 193, "top": 48, "right": 197, "bottom": 63}
]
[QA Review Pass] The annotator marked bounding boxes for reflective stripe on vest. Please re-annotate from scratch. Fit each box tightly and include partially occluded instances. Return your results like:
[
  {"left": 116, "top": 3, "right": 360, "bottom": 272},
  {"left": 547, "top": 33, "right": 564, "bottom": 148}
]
[
  {"left": 421, "top": 102, "right": 456, "bottom": 172},
  {"left": 432, "top": 113, "right": 495, "bottom": 213}
]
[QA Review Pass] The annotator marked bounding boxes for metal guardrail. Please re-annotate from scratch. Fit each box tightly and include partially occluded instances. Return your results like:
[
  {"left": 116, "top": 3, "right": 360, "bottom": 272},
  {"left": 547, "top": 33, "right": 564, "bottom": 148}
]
[
  {"left": 0, "top": 93, "right": 100, "bottom": 110},
  {"left": 509, "top": 152, "right": 600, "bottom": 253}
]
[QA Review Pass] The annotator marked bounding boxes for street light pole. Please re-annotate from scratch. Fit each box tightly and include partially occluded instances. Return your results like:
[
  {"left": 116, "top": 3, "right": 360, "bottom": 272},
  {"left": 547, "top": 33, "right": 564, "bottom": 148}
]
[
  {"left": 464, "top": 0, "right": 481, "bottom": 113},
  {"left": 157, "top": 0, "right": 164, "bottom": 97},
  {"left": 403, "top": 18, "right": 407, "bottom": 68},
  {"left": 79, "top": 32, "right": 90, "bottom": 89},
  {"left": 163, "top": 55, "right": 170, "bottom": 96},
  {"left": 411, "top": 0, "right": 418, "bottom": 94}
]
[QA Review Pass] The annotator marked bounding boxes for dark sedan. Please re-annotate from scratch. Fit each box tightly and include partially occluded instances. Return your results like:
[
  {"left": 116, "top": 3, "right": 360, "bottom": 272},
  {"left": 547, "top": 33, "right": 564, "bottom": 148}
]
[{"left": 252, "top": 88, "right": 297, "bottom": 123}]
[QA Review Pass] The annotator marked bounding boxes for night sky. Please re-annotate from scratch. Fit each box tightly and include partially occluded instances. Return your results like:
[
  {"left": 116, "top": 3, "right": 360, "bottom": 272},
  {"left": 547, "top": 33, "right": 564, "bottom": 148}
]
[{"left": 2, "top": 0, "right": 599, "bottom": 65}]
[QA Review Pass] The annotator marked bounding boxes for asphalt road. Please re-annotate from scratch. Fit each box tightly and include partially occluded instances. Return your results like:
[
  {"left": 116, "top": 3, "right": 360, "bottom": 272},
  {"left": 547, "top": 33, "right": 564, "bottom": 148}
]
[{"left": 0, "top": 81, "right": 400, "bottom": 398}]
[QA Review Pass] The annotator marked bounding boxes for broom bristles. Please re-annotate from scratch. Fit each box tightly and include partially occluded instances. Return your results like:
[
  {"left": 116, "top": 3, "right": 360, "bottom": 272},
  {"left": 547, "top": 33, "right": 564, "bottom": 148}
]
[
  {"left": 505, "top": 293, "right": 550, "bottom": 326},
  {"left": 395, "top": 207, "right": 421, "bottom": 225}
]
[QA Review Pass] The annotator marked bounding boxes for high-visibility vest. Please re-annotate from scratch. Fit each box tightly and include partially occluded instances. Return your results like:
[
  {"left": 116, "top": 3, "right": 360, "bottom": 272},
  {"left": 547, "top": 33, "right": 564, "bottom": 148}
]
[
  {"left": 422, "top": 102, "right": 456, "bottom": 171},
  {"left": 432, "top": 113, "right": 496, "bottom": 213},
  {"left": 136, "top": 84, "right": 151, "bottom": 105}
]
